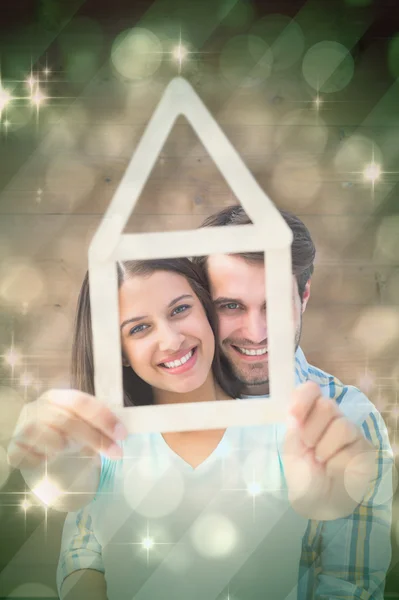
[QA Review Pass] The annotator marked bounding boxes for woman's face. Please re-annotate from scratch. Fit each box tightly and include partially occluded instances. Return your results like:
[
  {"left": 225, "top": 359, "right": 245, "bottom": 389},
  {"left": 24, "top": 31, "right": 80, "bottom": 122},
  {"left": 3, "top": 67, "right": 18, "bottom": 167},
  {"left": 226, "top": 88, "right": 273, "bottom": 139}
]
[{"left": 119, "top": 271, "right": 215, "bottom": 395}]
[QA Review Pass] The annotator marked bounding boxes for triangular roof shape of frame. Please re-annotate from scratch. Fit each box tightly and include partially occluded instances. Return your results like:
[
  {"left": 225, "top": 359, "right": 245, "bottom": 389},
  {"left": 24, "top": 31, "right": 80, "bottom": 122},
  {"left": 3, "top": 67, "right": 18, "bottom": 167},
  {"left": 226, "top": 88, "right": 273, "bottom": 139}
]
[{"left": 88, "top": 77, "right": 295, "bottom": 434}]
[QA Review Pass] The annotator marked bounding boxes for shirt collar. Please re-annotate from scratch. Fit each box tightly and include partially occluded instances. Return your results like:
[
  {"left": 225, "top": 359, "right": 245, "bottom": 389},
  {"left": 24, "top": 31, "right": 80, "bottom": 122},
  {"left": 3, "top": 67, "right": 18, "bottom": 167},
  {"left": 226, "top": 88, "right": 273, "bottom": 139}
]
[{"left": 294, "top": 346, "right": 310, "bottom": 386}]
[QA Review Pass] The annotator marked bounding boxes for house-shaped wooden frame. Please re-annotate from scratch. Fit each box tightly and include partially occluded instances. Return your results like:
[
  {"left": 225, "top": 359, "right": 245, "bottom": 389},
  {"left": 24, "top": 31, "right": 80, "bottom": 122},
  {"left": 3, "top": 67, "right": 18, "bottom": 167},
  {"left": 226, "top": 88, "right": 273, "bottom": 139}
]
[{"left": 88, "top": 77, "right": 294, "bottom": 434}]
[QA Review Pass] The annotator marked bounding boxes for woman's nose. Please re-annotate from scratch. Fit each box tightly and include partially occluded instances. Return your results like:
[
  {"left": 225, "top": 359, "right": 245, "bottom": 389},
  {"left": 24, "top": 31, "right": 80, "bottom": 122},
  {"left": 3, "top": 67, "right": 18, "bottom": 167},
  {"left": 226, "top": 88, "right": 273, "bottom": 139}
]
[{"left": 157, "top": 322, "right": 185, "bottom": 353}]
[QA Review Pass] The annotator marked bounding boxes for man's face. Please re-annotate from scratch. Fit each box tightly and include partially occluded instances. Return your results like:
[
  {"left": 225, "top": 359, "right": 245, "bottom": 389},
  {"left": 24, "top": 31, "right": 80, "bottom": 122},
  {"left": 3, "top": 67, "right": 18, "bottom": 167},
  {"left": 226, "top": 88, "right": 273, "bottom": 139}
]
[{"left": 206, "top": 254, "right": 310, "bottom": 395}]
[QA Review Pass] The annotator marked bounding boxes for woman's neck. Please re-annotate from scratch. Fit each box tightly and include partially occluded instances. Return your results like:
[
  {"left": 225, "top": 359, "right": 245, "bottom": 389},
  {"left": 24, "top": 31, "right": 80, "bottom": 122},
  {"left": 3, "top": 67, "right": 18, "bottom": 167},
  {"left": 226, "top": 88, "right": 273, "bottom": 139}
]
[{"left": 153, "top": 373, "right": 230, "bottom": 405}]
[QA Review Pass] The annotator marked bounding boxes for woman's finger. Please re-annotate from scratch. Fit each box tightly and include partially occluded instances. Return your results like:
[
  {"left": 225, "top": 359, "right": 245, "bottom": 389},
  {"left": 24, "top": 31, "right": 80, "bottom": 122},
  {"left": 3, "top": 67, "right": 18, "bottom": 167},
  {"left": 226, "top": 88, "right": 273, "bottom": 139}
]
[{"left": 44, "top": 389, "right": 127, "bottom": 443}]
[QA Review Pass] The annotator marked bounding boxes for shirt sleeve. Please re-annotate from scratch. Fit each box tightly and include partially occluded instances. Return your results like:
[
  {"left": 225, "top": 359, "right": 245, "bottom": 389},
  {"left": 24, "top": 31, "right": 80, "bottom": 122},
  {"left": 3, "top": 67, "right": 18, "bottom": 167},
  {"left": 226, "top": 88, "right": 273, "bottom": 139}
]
[
  {"left": 301, "top": 409, "right": 393, "bottom": 599},
  {"left": 56, "top": 506, "right": 105, "bottom": 597}
]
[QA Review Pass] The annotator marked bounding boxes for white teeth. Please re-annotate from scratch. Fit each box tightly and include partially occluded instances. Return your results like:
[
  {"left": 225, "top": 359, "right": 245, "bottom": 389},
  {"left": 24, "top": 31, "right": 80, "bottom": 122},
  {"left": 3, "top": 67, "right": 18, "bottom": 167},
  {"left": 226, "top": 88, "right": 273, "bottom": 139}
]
[
  {"left": 163, "top": 350, "right": 193, "bottom": 369},
  {"left": 237, "top": 347, "right": 267, "bottom": 356}
]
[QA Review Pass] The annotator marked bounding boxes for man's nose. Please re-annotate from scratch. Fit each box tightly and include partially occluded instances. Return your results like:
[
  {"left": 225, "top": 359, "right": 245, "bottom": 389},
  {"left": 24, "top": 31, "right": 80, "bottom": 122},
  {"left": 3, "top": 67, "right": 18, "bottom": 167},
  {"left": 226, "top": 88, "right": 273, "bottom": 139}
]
[
  {"left": 243, "top": 312, "right": 267, "bottom": 344},
  {"left": 157, "top": 321, "right": 185, "bottom": 353}
]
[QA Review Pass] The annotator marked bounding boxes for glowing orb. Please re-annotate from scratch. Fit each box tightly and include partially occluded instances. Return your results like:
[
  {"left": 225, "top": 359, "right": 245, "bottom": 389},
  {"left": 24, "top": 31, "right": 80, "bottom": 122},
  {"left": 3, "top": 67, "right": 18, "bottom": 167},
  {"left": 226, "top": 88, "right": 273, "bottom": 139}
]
[
  {"left": 363, "top": 163, "right": 381, "bottom": 182},
  {"left": 302, "top": 41, "right": 354, "bottom": 93},
  {"left": 190, "top": 513, "right": 238, "bottom": 558},
  {"left": 112, "top": 27, "right": 163, "bottom": 81}
]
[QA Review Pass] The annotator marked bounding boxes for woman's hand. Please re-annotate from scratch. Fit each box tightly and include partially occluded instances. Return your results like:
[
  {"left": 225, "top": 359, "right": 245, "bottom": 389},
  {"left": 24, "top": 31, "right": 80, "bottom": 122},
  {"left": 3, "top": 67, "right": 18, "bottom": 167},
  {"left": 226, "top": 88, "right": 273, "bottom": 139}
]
[{"left": 7, "top": 389, "right": 127, "bottom": 470}]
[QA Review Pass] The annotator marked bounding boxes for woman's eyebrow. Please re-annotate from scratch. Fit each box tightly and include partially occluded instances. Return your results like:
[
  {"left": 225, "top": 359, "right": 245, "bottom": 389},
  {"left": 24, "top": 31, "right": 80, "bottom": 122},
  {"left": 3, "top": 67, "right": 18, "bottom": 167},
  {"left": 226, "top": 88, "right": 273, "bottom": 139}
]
[
  {"left": 167, "top": 294, "right": 193, "bottom": 307},
  {"left": 120, "top": 295, "right": 193, "bottom": 330}
]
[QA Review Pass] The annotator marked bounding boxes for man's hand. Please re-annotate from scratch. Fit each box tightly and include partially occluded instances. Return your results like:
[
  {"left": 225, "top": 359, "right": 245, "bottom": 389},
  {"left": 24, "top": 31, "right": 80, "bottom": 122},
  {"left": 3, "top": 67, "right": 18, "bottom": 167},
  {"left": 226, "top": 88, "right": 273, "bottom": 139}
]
[{"left": 283, "top": 381, "right": 377, "bottom": 520}]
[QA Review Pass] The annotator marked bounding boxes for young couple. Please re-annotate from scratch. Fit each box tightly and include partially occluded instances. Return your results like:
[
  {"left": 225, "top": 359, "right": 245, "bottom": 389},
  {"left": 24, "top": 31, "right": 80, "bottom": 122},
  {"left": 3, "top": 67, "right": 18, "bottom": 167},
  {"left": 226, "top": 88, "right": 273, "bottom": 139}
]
[{"left": 8, "top": 206, "right": 392, "bottom": 599}]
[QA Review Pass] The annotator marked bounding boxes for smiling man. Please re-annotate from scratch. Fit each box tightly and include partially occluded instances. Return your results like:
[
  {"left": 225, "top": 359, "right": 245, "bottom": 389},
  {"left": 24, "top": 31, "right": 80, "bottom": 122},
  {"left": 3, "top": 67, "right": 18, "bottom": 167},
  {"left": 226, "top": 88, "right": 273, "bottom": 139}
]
[{"left": 193, "top": 205, "right": 393, "bottom": 597}]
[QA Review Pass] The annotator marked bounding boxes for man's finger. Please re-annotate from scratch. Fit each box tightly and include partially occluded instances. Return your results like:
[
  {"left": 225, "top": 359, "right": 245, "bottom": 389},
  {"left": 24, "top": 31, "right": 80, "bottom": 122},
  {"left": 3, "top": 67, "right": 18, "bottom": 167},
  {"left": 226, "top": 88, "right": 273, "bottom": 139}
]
[
  {"left": 314, "top": 417, "right": 359, "bottom": 463},
  {"left": 299, "top": 397, "right": 340, "bottom": 449},
  {"left": 289, "top": 381, "right": 323, "bottom": 425}
]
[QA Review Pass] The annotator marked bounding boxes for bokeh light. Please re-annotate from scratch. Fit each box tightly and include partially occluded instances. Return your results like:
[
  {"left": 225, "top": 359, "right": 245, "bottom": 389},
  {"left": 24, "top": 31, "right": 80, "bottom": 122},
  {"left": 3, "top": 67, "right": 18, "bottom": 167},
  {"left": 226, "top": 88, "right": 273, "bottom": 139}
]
[
  {"left": 219, "top": 35, "right": 273, "bottom": 87},
  {"left": 242, "top": 448, "right": 284, "bottom": 497},
  {"left": 111, "top": 28, "right": 163, "bottom": 81},
  {"left": 352, "top": 307, "right": 399, "bottom": 355},
  {"left": 302, "top": 41, "right": 354, "bottom": 93},
  {"left": 0, "top": 386, "right": 24, "bottom": 442},
  {"left": 84, "top": 122, "right": 133, "bottom": 158},
  {"left": 0, "top": 258, "right": 45, "bottom": 307},
  {"left": 142, "top": 536, "right": 154, "bottom": 550},
  {"left": 274, "top": 109, "right": 329, "bottom": 155},
  {"left": 334, "top": 135, "right": 382, "bottom": 177},
  {"left": 21, "top": 498, "right": 31, "bottom": 511},
  {"left": 30, "top": 87, "right": 47, "bottom": 107},
  {"left": 363, "top": 162, "right": 381, "bottom": 182},
  {"left": 4, "top": 347, "right": 22, "bottom": 368},
  {"left": 271, "top": 154, "right": 322, "bottom": 205},
  {"left": 251, "top": 15, "right": 305, "bottom": 71},
  {"left": 0, "top": 84, "right": 12, "bottom": 113},
  {"left": 32, "top": 476, "right": 63, "bottom": 506},
  {"left": 190, "top": 513, "right": 238, "bottom": 558},
  {"left": 0, "top": 446, "right": 11, "bottom": 489},
  {"left": 123, "top": 456, "right": 185, "bottom": 518},
  {"left": 58, "top": 17, "right": 104, "bottom": 82}
]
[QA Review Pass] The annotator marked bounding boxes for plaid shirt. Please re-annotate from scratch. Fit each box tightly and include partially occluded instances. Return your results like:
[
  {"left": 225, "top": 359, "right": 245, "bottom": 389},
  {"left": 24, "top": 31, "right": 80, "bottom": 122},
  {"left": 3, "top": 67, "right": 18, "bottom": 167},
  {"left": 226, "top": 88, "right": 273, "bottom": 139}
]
[{"left": 57, "top": 348, "right": 393, "bottom": 599}]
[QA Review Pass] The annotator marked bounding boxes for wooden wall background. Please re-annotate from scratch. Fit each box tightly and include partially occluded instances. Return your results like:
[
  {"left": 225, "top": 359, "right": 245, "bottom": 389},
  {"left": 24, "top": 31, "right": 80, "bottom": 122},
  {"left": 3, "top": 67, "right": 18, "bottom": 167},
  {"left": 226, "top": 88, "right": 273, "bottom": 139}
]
[{"left": 0, "top": 0, "right": 398, "bottom": 597}]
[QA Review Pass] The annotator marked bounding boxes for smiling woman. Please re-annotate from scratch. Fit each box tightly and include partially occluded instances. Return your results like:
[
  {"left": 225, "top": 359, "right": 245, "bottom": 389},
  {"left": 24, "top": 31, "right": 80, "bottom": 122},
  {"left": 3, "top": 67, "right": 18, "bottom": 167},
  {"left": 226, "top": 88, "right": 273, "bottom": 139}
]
[{"left": 71, "top": 258, "right": 241, "bottom": 407}]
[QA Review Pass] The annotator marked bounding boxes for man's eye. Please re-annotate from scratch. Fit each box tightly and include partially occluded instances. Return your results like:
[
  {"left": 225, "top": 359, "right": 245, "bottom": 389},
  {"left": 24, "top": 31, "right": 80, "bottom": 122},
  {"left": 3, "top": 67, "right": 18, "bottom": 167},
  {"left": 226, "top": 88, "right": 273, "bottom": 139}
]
[
  {"left": 172, "top": 304, "right": 191, "bottom": 316},
  {"left": 221, "top": 303, "right": 240, "bottom": 310},
  {"left": 129, "top": 324, "right": 148, "bottom": 335}
]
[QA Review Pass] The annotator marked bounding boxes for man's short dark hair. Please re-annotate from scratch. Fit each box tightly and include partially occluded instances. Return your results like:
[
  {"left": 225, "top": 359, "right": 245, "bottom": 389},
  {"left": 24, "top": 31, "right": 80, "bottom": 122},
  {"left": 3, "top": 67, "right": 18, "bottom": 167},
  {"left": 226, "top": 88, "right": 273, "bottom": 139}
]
[{"left": 194, "top": 205, "right": 316, "bottom": 299}]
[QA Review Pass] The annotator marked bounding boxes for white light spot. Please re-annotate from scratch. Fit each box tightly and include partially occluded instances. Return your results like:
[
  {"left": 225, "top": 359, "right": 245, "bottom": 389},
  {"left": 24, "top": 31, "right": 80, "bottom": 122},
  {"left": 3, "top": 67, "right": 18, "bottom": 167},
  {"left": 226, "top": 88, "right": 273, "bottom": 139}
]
[
  {"left": 32, "top": 477, "right": 62, "bottom": 506},
  {"left": 31, "top": 88, "right": 47, "bottom": 107},
  {"left": 21, "top": 499, "right": 31, "bottom": 511},
  {"left": 190, "top": 513, "right": 238, "bottom": 558},
  {"left": 4, "top": 347, "right": 21, "bottom": 368},
  {"left": 173, "top": 44, "right": 188, "bottom": 62},
  {"left": 247, "top": 481, "right": 262, "bottom": 496},
  {"left": 0, "top": 85, "right": 12, "bottom": 112},
  {"left": 363, "top": 162, "right": 381, "bottom": 182},
  {"left": 20, "top": 372, "right": 33, "bottom": 388},
  {"left": 142, "top": 536, "right": 154, "bottom": 550}
]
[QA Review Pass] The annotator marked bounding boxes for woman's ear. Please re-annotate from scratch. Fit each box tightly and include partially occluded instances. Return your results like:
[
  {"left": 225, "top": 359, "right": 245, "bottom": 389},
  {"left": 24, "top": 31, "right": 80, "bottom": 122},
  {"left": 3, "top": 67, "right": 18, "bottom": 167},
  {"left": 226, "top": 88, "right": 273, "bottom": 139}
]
[{"left": 122, "top": 354, "right": 130, "bottom": 368}]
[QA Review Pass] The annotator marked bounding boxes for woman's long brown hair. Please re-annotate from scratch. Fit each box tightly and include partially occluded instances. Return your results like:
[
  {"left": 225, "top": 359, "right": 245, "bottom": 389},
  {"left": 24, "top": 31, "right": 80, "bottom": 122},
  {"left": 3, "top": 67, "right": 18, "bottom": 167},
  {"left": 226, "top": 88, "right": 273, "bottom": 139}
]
[{"left": 71, "top": 258, "right": 241, "bottom": 406}]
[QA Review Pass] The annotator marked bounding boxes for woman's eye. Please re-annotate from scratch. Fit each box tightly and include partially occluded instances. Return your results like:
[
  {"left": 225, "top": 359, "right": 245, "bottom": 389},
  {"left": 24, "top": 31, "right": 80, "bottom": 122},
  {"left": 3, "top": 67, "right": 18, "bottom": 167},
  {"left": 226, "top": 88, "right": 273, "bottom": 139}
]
[
  {"left": 172, "top": 304, "right": 191, "bottom": 316},
  {"left": 129, "top": 323, "right": 148, "bottom": 336}
]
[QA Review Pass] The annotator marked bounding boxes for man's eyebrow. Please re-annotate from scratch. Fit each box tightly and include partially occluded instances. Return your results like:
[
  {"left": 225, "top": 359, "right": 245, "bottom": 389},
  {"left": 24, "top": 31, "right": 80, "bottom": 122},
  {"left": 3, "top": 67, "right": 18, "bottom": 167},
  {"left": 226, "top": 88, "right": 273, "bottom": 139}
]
[
  {"left": 213, "top": 297, "right": 267, "bottom": 309},
  {"left": 120, "top": 294, "right": 193, "bottom": 331},
  {"left": 213, "top": 296, "right": 242, "bottom": 305}
]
